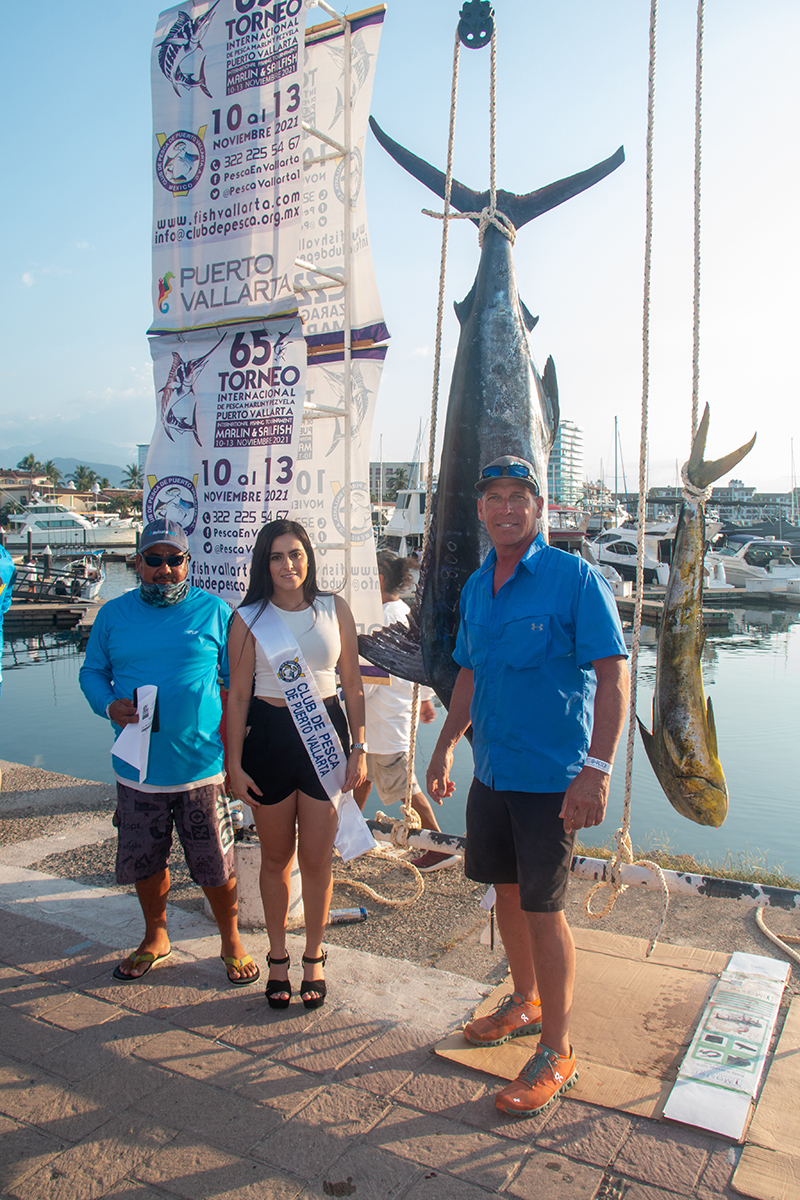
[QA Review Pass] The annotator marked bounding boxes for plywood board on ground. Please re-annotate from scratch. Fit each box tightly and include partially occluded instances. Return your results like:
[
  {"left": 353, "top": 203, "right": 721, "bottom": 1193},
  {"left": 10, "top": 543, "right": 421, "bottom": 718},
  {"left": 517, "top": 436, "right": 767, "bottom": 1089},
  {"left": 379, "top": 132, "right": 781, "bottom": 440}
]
[
  {"left": 732, "top": 997, "right": 800, "bottom": 1200},
  {"left": 436, "top": 927, "right": 727, "bottom": 1119}
]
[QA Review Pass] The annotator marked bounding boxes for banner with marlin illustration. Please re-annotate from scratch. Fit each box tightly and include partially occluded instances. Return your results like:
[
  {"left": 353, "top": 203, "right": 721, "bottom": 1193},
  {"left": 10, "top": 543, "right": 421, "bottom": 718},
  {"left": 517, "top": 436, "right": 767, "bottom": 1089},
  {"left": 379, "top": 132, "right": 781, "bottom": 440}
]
[
  {"left": 150, "top": 0, "right": 307, "bottom": 334},
  {"left": 293, "top": 346, "right": 386, "bottom": 633},
  {"left": 144, "top": 320, "right": 305, "bottom": 600},
  {"left": 299, "top": 7, "right": 388, "bottom": 348}
]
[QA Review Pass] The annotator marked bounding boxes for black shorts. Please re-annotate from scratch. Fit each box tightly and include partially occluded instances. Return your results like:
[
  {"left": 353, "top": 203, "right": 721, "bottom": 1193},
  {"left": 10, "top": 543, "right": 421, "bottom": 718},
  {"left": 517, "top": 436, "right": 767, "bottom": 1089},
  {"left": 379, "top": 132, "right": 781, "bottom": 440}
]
[
  {"left": 464, "top": 778, "right": 575, "bottom": 913},
  {"left": 241, "top": 696, "right": 351, "bottom": 805}
]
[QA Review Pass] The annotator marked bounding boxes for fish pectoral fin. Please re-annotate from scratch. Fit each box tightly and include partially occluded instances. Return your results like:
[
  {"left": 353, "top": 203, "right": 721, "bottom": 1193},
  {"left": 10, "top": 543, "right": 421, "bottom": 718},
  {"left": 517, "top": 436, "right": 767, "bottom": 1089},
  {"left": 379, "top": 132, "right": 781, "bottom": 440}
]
[
  {"left": 706, "top": 695, "right": 719, "bottom": 757},
  {"left": 543, "top": 356, "right": 559, "bottom": 440}
]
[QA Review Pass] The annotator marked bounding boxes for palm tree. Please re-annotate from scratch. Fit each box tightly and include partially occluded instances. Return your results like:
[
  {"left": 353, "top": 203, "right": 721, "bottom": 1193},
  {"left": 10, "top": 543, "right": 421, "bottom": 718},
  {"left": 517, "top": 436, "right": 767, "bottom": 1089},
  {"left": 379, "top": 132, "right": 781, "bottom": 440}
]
[
  {"left": 41, "top": 460, "right": 63, "bottom": 486},
  {"left": 121, "top": 462, "right": 144, "bottom": 489},
  {"left": 69, "top": 465, "right": 97, "bottom": 492},
  {"left": 17, "top": 453, "right": 43, "bottom": 475}
]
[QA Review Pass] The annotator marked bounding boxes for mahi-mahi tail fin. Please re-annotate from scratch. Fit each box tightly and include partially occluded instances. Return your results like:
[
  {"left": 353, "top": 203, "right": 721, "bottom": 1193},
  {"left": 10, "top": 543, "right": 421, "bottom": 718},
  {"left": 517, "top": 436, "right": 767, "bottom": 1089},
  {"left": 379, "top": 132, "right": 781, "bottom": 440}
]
[
  {"left": 369, "top": 118, "right": 624, "bottom": 231},
  {"left": 687, "top": 404, "right": 757, "bottom": 490}
]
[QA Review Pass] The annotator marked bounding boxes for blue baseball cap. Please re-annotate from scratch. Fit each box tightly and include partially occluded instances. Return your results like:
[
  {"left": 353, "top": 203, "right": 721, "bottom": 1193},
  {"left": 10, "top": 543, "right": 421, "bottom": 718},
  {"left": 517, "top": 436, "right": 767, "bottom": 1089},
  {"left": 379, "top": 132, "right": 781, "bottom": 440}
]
[{"left": 139, "top": 519, "right": 189, "bottom": 554}]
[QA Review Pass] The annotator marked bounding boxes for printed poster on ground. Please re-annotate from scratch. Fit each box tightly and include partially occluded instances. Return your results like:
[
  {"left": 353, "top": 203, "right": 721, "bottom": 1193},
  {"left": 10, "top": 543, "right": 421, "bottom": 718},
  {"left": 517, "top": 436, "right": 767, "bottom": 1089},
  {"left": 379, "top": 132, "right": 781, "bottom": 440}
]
[
  {"left": 150, "top": 0, "right": 307, "bottom": 334},
  {"left": 298, "top": 6, "right": 387, "bottom": 347},
  {"left": 144, "top": 320, "right": 305, "bottom": 602}
]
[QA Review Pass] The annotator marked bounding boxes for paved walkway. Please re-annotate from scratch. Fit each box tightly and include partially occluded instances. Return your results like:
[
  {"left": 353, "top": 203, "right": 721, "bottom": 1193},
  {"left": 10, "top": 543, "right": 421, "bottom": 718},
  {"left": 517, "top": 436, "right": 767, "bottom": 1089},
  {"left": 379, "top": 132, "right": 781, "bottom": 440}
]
[{"left": 0, "top": 866, "right": 741, "bottom": 1199}]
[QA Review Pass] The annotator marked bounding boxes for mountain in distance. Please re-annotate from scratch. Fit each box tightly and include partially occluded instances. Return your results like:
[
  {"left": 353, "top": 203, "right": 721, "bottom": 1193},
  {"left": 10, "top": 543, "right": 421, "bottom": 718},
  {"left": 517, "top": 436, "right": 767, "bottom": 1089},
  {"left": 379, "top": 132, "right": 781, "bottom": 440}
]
[{"left": 0, "top": 438, "right": 145, "bottom": 485}]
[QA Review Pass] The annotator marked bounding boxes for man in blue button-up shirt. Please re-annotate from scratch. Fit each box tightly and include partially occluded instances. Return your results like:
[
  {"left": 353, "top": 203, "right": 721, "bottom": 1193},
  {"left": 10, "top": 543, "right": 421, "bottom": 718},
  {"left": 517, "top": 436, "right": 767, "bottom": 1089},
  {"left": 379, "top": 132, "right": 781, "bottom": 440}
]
[{"left": 427, "top": 456, "right": 629, "bottom": 1117}]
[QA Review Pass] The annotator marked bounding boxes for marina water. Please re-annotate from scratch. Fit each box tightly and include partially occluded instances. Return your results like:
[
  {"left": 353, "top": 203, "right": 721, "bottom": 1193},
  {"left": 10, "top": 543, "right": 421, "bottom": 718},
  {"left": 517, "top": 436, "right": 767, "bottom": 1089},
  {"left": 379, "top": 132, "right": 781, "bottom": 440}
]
[{"left": 3, "top": 562, "right": 799, "bottom": 879}]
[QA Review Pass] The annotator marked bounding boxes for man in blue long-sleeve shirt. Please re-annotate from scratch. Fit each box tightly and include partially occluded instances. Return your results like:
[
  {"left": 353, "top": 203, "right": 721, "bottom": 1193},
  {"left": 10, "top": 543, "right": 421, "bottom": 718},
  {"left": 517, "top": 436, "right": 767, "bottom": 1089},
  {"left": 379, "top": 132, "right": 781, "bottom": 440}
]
[{"left": 80, "top": 520, "right": 258, "bottom": 987}]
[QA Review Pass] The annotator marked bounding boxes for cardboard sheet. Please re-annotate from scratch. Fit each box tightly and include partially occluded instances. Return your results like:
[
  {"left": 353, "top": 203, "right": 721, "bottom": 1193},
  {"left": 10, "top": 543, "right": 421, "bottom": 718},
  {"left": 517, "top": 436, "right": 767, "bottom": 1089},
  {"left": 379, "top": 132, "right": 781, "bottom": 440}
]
[
  {"left": 733, "top": 997, "right": 800, "bottom": 1200},
  {"left": 436, "top": 927, "right": 727, "bottom": 1118}
]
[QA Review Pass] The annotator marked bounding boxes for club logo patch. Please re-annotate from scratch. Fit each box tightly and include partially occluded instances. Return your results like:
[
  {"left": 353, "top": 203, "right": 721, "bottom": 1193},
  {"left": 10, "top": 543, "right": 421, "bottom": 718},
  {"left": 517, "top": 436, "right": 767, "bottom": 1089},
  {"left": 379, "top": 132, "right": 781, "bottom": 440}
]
[{"left": 278, "top": 658, "right": 304, "bottom": 683}]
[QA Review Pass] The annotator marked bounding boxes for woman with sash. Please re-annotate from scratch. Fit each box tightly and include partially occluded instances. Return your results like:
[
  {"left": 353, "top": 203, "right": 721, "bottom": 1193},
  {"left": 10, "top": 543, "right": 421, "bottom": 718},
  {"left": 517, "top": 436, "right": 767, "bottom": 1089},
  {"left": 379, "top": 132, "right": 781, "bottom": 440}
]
[{"left": 227, "top": 520, "right": 367, "bottom": 1010}]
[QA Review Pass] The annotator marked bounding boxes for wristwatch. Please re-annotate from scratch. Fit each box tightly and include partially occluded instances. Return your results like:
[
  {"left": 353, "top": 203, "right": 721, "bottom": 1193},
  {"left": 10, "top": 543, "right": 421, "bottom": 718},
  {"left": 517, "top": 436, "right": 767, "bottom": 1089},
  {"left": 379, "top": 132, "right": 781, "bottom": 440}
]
[{"left": 351, "top": 742, "right": 368, "bottom": 752}]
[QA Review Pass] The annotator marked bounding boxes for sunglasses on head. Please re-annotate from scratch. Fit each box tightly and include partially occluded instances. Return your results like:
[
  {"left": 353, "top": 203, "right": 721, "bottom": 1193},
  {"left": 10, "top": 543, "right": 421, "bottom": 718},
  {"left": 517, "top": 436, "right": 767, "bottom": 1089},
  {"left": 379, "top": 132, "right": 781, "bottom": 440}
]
[
  {"left": 141, "top": 552, "right": 188, "bottom": 567},
  {"left": 480, "top": 463, "right": 540, "bottom": 493}
]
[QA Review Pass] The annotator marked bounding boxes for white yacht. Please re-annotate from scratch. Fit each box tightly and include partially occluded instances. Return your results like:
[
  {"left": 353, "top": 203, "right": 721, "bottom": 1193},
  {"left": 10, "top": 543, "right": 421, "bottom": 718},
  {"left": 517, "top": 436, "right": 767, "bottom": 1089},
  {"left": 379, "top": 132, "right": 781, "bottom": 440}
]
[
  {"left": 4, "top": 501, "right": 140, "bottom": 550},
  {"left": 380, "top": 488, "right": 428, "bottom": 557},
  {"left": 705, "top": 540, "right": 800, "bottom": 588}
]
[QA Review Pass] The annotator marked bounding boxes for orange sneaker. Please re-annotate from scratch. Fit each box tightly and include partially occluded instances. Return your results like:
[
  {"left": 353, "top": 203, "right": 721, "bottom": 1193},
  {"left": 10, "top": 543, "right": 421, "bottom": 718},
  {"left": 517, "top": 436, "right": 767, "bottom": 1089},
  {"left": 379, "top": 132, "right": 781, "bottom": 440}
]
[
  {"left": 496, "top": 1044, "right": 578, "bottom": 1116},
  {"left": 463, "top": 991, "right": 542, "bottom": 1047}
]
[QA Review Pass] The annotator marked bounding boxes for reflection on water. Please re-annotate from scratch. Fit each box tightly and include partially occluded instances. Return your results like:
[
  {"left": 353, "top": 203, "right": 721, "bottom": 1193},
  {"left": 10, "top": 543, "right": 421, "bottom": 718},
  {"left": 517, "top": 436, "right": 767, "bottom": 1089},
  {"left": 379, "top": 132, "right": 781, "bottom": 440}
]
[{"left": 3, "top": 566, "right": 800, "bottom": 876}]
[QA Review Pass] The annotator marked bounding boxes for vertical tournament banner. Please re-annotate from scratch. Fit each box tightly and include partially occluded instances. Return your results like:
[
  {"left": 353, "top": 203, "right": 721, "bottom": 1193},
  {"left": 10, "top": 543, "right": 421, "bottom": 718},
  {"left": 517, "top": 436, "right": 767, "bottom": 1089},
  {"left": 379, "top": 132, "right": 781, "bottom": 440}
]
[
  {"left": 150, "top": 0, "right": 307, "bottom": 333},
  {"left": 295, "top": 347, "right": 387, "bottom": 634},
  {"left": 298, "top": 7, "right": 388, "bottom": 347},
  {"left": 145, "top": 321, "right": 305, "bottom": 602}
]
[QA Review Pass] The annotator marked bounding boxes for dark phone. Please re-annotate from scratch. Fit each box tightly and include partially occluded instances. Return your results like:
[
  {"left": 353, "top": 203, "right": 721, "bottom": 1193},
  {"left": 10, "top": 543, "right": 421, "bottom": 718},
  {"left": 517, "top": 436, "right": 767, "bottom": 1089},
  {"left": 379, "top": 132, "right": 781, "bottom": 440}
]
[{"left": 133, "top": 688, "right": 159, "bottom": 732}]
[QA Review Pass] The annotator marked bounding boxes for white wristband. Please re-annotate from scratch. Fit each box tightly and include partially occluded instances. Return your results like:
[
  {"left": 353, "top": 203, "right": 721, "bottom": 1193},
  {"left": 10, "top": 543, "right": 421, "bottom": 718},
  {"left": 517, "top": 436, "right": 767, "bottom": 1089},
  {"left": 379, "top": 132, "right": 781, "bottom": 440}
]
[{"left": 584, "top": 756, "right": 613, "bottom": 775}]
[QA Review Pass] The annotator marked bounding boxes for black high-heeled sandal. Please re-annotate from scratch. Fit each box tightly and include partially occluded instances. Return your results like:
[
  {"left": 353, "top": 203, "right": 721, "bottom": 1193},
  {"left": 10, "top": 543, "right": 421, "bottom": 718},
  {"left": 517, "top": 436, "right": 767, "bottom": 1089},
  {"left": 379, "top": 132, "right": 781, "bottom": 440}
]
[
  {"left": 265, "top": 953, "right": 291, "bottom": 1009},
  {"left": 300, "top": 951, "right": 327, "bottom": 1010}
]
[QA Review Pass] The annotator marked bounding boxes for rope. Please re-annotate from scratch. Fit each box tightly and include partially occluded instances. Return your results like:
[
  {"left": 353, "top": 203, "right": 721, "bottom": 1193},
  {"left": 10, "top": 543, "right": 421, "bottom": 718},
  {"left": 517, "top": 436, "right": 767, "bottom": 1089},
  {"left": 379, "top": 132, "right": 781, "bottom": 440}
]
[
  {"left": 681, "top": 461, "right": 712, "bottom": 505},
  {"left": 691, "top": 0, "right": 705, "bottom": 441},
  {"left": 584, "top": 0, "right": 670, "bottom": 957},
  {"left": 341, "top": 841, "right": 425, "bottom": 909},
  {"left": 363, "top": 25, "right": 465, "bottom": 892},
  {"left": 755, "top": 907, "right": 800, "bottom": 969}
]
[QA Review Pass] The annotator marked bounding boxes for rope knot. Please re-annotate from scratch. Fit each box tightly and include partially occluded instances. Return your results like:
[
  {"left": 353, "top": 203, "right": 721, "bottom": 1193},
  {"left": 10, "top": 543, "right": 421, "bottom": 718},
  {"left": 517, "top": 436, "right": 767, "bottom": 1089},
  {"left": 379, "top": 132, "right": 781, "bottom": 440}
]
[{"left": 680, "top": 461, "right": 712, "bottom": 504}]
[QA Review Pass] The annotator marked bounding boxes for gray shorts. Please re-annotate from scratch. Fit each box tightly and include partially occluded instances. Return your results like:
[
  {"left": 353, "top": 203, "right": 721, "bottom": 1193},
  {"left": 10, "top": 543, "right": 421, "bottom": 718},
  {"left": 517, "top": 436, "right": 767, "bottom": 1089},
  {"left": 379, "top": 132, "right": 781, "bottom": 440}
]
[
  {"left": 113, "top": 782, "right": 235, "bottom": 888},
  {"left": 364, "top": 751, "right": 420, "bottom": 805}
]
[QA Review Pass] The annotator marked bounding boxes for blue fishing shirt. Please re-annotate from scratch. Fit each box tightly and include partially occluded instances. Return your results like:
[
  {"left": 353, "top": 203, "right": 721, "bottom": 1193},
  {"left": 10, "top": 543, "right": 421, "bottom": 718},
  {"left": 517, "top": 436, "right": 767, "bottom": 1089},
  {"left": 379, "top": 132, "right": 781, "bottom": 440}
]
[
  {"left": 79, "top": 586, "right": 231, "bottom": 787},
  {"left": 454, "top": 534, "right": 627, "bottom": 792},
  {"left": 0, "top": 546, "right": 15, "bottom": 689}
]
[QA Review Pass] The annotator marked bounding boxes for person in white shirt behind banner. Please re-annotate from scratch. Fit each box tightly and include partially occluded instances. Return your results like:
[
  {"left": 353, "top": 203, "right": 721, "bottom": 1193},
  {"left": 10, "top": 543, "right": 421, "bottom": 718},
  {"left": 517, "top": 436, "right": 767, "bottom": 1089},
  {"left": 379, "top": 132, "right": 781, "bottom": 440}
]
[{"left": 354, "top": 551, "right": 458, "bottom": 873}]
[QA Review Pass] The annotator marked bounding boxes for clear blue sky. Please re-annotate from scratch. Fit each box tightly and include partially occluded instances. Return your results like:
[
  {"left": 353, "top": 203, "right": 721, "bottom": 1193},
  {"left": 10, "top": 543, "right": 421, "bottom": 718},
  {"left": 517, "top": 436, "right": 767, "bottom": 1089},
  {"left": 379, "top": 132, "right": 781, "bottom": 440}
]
[{"left": 1, "top": 1, "right": 797, "bottom": 490}]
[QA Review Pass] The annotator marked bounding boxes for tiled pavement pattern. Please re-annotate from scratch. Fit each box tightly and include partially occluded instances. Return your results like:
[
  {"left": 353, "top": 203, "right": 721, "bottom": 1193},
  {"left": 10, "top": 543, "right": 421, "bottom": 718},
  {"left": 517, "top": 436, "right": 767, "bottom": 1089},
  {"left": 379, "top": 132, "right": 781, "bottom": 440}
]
[{"left": 0, "top": 904, "right": 742, "bottom": 1200}]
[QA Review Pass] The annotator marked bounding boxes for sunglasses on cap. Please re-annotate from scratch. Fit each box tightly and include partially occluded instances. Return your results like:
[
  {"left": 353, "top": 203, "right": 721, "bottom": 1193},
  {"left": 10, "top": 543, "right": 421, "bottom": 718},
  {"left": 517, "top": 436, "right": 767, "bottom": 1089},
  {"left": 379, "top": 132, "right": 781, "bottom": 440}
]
[
  {"left": 141, "top": 552, "right": 189, "bottom": 567},
  {"left": 480, "top": 463, "right": 540, "bottom": 493}
]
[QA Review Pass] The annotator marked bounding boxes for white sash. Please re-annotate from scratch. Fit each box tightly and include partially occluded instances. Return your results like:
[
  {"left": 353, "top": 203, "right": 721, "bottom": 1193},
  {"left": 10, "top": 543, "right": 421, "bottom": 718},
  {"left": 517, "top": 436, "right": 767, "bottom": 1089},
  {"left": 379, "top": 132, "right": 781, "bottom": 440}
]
[{"left": 240, "top": 601, "right": 376, "bottom": 862}]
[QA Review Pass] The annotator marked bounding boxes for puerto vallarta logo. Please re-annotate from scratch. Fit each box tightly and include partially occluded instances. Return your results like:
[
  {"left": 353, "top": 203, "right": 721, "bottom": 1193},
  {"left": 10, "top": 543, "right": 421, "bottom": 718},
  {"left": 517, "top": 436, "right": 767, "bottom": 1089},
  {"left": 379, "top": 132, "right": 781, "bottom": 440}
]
[
  {"left": 158, "top": 272, "right": 174, "bottom": 313},
  {"left": 278, "top": 658, "right": 304, "bottom": 683},
  {"left": 155, "top": 128, "right": 207, "bottom": 195}
]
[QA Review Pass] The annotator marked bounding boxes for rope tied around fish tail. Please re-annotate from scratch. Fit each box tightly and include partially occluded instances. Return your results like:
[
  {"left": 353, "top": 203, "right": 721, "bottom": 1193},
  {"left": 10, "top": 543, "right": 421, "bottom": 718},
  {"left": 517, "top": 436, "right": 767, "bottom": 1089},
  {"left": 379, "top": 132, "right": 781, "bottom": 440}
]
[
  {"left": 680, "top": 461, "right": 713, "bottom": 505},
  {"left": 422, "top": 204, "right": 516, "bottom": 244}
]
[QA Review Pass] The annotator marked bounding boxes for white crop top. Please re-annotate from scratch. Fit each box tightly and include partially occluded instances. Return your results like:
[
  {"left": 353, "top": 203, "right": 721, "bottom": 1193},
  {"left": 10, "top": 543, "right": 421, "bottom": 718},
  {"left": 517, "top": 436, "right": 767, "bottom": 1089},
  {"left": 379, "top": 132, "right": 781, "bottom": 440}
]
[{"left": 251, "top": 594, "right": 340, "bottom": 699}]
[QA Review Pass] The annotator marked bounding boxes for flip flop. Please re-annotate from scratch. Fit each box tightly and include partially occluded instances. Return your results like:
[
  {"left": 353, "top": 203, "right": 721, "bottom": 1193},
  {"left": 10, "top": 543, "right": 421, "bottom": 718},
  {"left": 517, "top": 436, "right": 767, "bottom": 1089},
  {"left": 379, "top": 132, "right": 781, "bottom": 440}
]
[
  {"left": 112, "top": 950, "right": 172, "bottom": 982},
  {"left": 221, "top": 954, "right": 261, "bottom": 987}
]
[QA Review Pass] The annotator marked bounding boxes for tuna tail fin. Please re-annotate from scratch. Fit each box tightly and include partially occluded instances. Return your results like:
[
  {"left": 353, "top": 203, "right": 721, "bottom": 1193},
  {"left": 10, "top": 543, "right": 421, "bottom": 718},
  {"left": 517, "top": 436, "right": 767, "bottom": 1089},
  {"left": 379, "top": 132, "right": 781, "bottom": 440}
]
[
  {"left": 369, "top": 118, "right": 624, "bottom": 230},
  {"left": 687, "top": 403, "right": 757, "bottom": 490}
]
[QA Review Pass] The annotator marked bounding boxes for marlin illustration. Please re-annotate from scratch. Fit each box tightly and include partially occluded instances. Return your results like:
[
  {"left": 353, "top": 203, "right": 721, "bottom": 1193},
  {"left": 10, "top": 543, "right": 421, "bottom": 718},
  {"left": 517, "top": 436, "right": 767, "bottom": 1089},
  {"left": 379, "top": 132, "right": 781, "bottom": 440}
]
[
  {"left": 158, "top": 333, "right": 225, "bottom": 445},
  {"left": 272, "top": 328, "right": 294, "bottom": 363},
  {"left": 317, "top": 361, "right": 370, "bottom": 458},
  {"left": 638, "top": 405, "right": 755, "bottom": 827},
  {"left": 359, "top": 120, "right": 624, "bottom": 710},
  {"left": 157, "top": 0, "right": 220, "bottom": 98}
]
